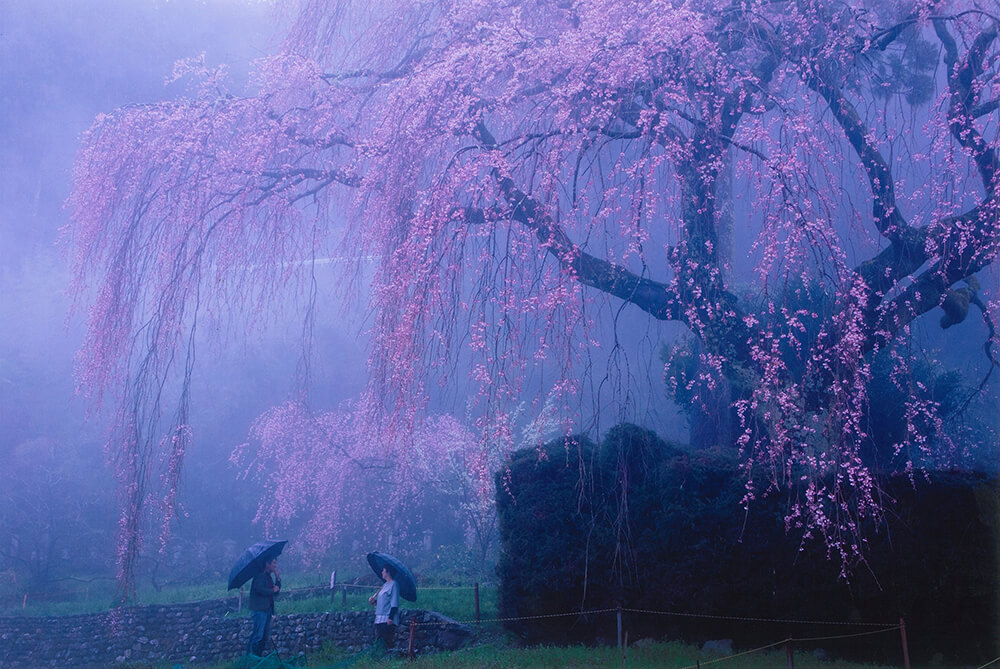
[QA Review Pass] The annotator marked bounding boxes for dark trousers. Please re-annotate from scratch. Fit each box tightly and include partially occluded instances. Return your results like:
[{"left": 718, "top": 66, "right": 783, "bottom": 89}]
[
  {"left": 248, "top": 610, "right": 272, "bottom": 655},
  {"left": 375, "top": 622, "right": 396, "bottom": 649}
]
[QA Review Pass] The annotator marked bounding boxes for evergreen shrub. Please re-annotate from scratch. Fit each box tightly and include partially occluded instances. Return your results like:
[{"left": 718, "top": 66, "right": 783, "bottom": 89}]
[{"left": 494, "top": 423, "right": 998, "bottom": 664}]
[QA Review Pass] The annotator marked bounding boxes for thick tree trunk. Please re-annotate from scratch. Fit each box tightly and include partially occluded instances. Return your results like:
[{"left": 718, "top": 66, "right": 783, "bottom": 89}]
[{"left": 688, "top": 377, "right": 737, "bottom": 450}]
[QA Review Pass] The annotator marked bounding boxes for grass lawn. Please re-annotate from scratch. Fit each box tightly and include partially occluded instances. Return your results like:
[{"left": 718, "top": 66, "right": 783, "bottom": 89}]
[
  {"left": 291, "top": 583, "right": 496, "bottom": 624},
  {"left": 212, "top": 638, "right": 898, "bottom": 669},
  {"left": 2, "top": 575, "right": 341, "bottom": 617}
]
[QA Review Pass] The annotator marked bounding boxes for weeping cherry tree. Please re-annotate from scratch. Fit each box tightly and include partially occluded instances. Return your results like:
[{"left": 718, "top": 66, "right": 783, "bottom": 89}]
[{"left": 67, "top": 0, "right": 999, "bottom": 594}]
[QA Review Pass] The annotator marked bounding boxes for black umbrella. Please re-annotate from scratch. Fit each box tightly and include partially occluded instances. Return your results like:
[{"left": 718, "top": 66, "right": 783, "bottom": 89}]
[
  {"left": 228, "top": 539, "right": 287, "bottom": 590},
  {"left": 366, "top": 551, "right": 417, "bottom": 602}
]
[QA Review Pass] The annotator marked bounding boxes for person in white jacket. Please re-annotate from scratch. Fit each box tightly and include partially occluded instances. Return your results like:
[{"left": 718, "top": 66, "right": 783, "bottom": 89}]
[{"left": 368, "top": 565, "right": 400, "bottom": 649}]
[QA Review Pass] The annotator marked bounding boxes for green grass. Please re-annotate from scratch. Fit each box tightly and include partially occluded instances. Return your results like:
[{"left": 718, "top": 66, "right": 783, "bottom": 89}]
[
  {"left": 3, "top": 582, "right": 232, "bottom": 617},
  {"left": 3, "top": 577, "right": 497, "bottom": 626},
  {"left": 286, "top": 584, "right": 497, "bottom": 625},
  {"left": 1, "top": 574, "right": 334, "bottom": 617},
  {"left": 296, "top": 638, "right": 897, "bottom": 669},
  {"left": 152, "top": 637, "right": 897, "bottom": 669},
  {"left": 1, "top": 582, "right": 116, "bottom": 617}
]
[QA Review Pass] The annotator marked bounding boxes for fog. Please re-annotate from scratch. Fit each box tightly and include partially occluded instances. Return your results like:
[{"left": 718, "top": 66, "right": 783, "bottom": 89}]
[
  {"left": 1, "top": 0, "right": 560, "bottom": 592},
  {"left": 2, "top": 0, "right": 997, "bottom": 608},
  {"left": 0, "top": 0, "right": 368, "bottom": 590}
]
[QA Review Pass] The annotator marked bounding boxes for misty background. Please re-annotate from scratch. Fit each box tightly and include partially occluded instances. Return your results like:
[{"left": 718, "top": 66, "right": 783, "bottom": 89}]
[
  {"left": 2, "top": 0, "right": 997, "bottom": 601},
  {"left": 0, "top": 0, "right": 676, "bottom": 593},
  {"left": 0, "top": 0, "right": 352, "bottom": 591}
]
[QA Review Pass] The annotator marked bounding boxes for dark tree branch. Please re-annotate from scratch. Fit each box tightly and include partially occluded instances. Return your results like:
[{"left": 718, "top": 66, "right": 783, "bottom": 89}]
[
  {"left": 934, "top": 18, "right": 999, "bottom": 193},
  {"left": 869, "top": 197, "right": 1000, "bottom": 351},
  {"left": 496, "top": 178, "right": 683, "bottom": 322},
  {"left": 321, "top": 32, "right": 435, "bottom": 83},
  {"left": 971, "top": 97, "right": 999, "bottom": 118},
  {"left": 473, "top": 119, "right": 752, "bottom": 367},
  {"left": 803, "top": 69, "right": 909, "bottom": 244},
  {"left": 853, "top": 226, "right": 929, "bottom": 299},
  {"left": 260, "top": 167, "right": 361, "bottom": 190},
  {"left": 472, "top": 120, "right": 687, "bottom": 322},
  {"left": 800, "top": 20, "right": 998, "bottom": 358}
]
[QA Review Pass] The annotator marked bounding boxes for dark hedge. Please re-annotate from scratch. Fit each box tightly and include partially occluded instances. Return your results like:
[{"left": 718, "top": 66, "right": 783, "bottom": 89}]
[{"left": 494, "top": 423, "right": 998, "bottom": 664}]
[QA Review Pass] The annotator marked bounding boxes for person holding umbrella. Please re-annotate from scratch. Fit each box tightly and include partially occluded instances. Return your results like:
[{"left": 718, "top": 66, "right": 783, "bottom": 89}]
[
  {"left": 247, "top": 557, "right": 281, "bottom": 656},
  {"left": 368, "top": 563, "right": 399, "bottom": 649},
  {"left": 228, "top": 540, "right": 287, "bottom": 658},
  {"left": 366, "top": 552, "right": 416, "bottom": 651}
]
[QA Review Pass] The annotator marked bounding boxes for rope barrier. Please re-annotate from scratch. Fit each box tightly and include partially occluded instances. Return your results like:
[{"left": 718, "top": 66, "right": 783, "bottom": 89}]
[
  {"left": 671, "top": 626, "right": 901, "bottom": 669},
  {"left": 668, "top": 625, "right": 904, "bottom": 669},
  {"left": 622, "top": 607, "right": 894, "bottom": 627},
  {"left": 400, "top": 603, "right": 907, "bottom": 669},
  {"left": 395, "top": 602, "right": 895, "bottom": 630},
  {"left": 403, "top": 606, "right": 900, "bottom": 633},
  {"left": 15, "top": 582, "right": 903, "bottom": 633},
  {"left": 785, "top": 625, "right": 902, "bottom": 643},
  {"left": 323, "top": 587, "right": 897, "bottom": 632},
  {"left": 272, "top": 583, "right": 907, "bottom": 659},
  {"left": 676, "top": 638, "right": 788, "bottom": 668},
  {"left": 977, "top": 657, "right": 1000, "bottom": 669},
  {"left": 415, "top": 607, "right": 621, "bottom": 626}
]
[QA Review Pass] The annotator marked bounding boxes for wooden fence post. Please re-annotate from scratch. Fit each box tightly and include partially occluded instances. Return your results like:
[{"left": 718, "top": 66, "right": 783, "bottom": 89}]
[
  {"left": 474, "top": 582, "right": 480, "bottom": 623},
  {"left": 341, "top": 585, "right": 347, "bottom": 606},
  {"left": 617, "top": 602, "right": 623, "bottom": 651},
  {"left": 899, "top": 617, "right": 911, "bottom": 669},
  {"left": 408, "top": 619, "right": 417, "bottom": 659},
  {"left": 785, "top": 637, "right": 794, "bottom": 669}
]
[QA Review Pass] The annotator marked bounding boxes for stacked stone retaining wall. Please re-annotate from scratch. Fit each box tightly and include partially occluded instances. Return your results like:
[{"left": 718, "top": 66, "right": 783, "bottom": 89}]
[{"left": 0, "top": 596, "right": 473, "bottom": 668}]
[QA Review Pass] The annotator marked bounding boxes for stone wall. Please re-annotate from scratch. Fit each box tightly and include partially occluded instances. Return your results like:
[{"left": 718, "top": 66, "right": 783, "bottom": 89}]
[{"left": 0, "top": 596, "right": 473, "bottom": 668}]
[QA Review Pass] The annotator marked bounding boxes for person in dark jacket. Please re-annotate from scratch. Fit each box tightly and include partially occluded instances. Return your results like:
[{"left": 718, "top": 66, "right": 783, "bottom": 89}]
[{"left": 247, "top": 558, "right": 281, "bottom": 656}]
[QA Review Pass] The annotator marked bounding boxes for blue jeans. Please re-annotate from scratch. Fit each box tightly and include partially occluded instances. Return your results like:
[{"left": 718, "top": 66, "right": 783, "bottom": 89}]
[{"left": 247, "top": 610, "right": 272, "bottom": 655}]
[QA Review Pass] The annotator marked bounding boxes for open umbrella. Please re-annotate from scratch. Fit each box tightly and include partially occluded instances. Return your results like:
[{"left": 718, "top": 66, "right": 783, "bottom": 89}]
[
  {"left": 366, "top": 551, "right": 417, "bottom": 602},
  {"left": 228, "top": 539, "right": 287, "bottom": 590}
]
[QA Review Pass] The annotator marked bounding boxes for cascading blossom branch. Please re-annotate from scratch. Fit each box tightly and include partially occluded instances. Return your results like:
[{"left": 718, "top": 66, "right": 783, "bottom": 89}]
[
  {"left": 232, "top": 401, "right": 503, "bottom": 563},
  {"left": 69, "top": 0, "right": 998, "bottom": 591},
  {"left": 232, "top": 400, "right": 410, "bottom": 559},
  {"left": 66, "top": 51, "right": 362, "bottom": 596}
]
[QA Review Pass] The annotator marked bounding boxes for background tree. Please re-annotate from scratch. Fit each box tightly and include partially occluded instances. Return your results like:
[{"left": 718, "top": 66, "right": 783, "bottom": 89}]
[
  {"left": 0, "top": 438, "right": 114, "bottom": 593},
  {"left": 68, "top": 0, "right": 999, "bottom": 593},
  {"left": 407, "top": 414, "right": 512, "bottom": 569},
  {"left": 233, "top": 403, "right": 510, "bottom": 570}
]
